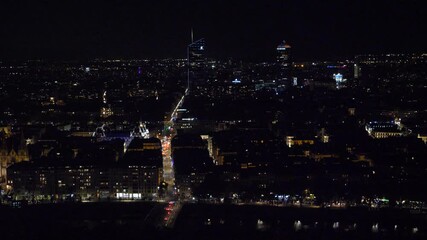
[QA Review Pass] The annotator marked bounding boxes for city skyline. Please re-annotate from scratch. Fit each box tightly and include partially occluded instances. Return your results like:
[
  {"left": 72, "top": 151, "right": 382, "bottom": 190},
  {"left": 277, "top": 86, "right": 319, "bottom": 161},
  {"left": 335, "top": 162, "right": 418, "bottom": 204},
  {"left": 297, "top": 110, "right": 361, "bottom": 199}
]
[{"left": 1, "top": 1, "right": 427, "bottom": 239}]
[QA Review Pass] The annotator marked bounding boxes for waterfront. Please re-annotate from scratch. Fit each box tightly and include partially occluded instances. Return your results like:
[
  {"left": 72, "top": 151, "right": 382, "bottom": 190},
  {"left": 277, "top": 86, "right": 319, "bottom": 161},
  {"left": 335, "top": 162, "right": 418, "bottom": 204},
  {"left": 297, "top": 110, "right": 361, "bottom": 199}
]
[{"left": 1, "top": 202, "right": 425, "bottom": 239}]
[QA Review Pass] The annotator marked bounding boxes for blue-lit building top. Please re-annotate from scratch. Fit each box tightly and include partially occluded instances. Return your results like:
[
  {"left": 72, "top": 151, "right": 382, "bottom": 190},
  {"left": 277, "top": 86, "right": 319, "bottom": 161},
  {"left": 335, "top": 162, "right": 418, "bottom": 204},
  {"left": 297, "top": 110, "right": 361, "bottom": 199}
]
[
  {"left": 187, "top": 38, "right": 206, "bottom": 93},
  {"left": 188, "top": 39, "right": 205, "bottom": 66}
]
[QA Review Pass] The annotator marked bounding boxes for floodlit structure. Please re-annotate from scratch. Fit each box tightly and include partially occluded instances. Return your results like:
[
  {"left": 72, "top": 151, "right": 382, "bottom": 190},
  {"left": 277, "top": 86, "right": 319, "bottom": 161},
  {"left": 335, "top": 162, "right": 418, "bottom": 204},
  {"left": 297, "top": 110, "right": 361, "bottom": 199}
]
[
  {"left": 130, "top": 122, "right": 150, "bottom": 139},
  {"left": 365, "top": 121, "right": 404, "bottom": 138},
  {"left": 333, "top": 73, "right": 345, "bottom": 89}
]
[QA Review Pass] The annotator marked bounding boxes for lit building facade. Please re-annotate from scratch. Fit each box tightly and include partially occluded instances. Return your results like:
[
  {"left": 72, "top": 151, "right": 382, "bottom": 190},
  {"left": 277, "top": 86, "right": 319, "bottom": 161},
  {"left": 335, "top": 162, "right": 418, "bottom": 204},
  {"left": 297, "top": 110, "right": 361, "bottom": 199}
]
[
  {"left": 365, "top": 122, "right": 404, "bottom": 139},
  {"left": 7, "top": 135, "right": 163, "bottom": 201},
  {"left": 7, "top": 161, "right": 162, "bottom": 201},
  {"left": 0, "top": 132, "right": 29, "bottom": 184},
  {"left": 277, "top": 40, "right": 292, "bottom": 83}
]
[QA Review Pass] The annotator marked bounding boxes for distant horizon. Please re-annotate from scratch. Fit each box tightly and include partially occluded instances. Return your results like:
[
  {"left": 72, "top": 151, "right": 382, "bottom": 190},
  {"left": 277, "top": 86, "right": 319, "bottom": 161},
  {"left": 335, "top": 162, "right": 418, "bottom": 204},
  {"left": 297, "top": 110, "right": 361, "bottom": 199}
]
[{"left": 1, "top": 51, "right": 426, "bottom": 64}]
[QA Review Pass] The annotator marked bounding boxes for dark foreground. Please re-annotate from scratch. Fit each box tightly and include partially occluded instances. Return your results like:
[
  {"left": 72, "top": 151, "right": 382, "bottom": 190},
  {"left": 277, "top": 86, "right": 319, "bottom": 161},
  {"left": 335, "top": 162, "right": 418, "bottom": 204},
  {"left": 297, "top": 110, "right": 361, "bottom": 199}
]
[{"left": 0, "top": 202, "right": 426, "bottom": 240}]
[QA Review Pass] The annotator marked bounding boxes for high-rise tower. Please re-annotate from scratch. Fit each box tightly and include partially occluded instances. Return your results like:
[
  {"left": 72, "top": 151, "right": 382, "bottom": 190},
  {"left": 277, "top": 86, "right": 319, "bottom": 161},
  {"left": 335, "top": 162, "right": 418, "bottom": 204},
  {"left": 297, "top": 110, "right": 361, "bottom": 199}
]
[
  {"left": 277, "top": 40, "right": 292, "bottom": 83},
  {"left": 187, "top": 38, "right": 206, "bottom": 95}
]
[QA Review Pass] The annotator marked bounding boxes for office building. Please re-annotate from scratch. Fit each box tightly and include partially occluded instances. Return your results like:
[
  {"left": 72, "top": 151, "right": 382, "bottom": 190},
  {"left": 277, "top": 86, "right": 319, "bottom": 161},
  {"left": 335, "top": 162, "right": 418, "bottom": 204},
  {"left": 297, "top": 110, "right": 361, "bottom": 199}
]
[
  {"left": 277, "top": 40, "right": 292, "bottom": 83},
  {"left": 187, "top": 38, "right": 206, "bottom": 94}
]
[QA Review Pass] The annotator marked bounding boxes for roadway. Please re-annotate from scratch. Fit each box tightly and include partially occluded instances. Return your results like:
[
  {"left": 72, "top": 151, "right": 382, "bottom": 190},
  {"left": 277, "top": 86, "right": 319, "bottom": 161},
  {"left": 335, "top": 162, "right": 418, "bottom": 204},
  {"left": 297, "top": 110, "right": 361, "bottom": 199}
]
[
  {"left": 162, "top": 92, "right": 186, "bottom": 194},
  {"left": 161, "top": 135, "right": 174, "bottom": 191},
  {"left": 158, "top": 91, "right": 186, "bottom": 227}
]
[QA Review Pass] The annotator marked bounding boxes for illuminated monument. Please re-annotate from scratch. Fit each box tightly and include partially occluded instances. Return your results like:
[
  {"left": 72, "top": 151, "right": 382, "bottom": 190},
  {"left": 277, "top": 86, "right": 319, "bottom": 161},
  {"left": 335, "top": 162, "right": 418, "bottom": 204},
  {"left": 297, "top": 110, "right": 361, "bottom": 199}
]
[
  {"left": 187, "top": 37, "right": 206, "bottom": 95},
  {"left": 276, "top": 40, "right": 292, "bottom": 83},
  {"left": 333, "top": 73, "right": 345, "bottom": 89}
]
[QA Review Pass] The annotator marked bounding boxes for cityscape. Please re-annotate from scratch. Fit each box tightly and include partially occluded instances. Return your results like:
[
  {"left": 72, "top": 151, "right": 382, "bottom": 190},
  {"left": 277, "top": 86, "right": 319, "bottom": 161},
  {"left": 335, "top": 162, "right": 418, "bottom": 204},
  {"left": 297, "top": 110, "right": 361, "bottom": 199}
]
[{"left": 1, "top": 1, "right": 426, "bottom": 240}]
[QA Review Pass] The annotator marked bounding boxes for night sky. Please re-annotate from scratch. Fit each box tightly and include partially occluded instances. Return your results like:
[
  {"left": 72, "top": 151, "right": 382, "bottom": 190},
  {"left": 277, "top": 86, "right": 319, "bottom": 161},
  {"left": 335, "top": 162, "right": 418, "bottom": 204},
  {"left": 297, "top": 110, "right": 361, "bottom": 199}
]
[{"left": 1, "top": 0, "right": 426, "bottom": 61}]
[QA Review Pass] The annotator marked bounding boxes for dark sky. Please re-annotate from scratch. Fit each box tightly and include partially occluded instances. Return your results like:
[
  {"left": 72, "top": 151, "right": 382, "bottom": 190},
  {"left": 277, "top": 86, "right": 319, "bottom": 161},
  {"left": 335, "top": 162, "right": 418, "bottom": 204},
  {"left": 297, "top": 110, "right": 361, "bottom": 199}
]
[{"left": 1, "top": 0, "right": 426, "bottom": 61}]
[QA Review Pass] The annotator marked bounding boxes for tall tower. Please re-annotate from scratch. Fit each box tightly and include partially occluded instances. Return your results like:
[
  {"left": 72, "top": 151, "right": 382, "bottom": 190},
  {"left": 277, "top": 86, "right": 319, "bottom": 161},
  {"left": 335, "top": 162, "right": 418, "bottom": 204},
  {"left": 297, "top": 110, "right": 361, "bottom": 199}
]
[
  {"left": 187, "top": 38, "right": 206, "bottom": 95},
  {"left": 277, "top": 40, "right": 292, "bottom": 83}
]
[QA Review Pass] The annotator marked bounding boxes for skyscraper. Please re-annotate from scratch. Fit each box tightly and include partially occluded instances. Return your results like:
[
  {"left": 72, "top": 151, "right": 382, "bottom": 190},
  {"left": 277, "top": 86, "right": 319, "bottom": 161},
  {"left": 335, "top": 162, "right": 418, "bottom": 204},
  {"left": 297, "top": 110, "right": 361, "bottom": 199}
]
[
  {"left": 276, "top": 40, "right": 292, "bottom": 83},
  {"left": 187, "top": 38, "right": 206, "bottom": 95}
]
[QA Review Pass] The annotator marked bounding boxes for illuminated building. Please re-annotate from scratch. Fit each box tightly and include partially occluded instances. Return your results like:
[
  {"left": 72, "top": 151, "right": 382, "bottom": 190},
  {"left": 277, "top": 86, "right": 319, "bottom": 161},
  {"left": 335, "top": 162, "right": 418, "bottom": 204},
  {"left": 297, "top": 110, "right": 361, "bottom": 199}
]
[
  {"left": 318, "top": 128, "right": 330, "bottom": 143},
  {"left": 417, "top": 134, "right": 427, "bottom": 144},
  {"left": 0, "top": 126, "right": 12, "bottom": 138},
  {"left": 286, "top": 136, "right": 315, "bottom": 148},
  {"left": 187, "top": 38, "right": 206, "bottom": 94},
  {"left": 0, "top": 132, "right": 29, "bottom": 183},
  {"left": 7, "top": 161, "right": 162, "bottom": 201},
  {"left": 333, "top": 73, "right": 345, "bottom": 89},
  {"left": 7, "top": 138, "right": 163, "bottom": 201},
  {"left": 130, "top": 122, "right": 150, "bottom": 139},
  {"left": 100, "top": 91, "right": 113, "bottom": 118},
  {"left": 100, "top": 107, "right": 113, "bottom": 118},
  {"left": 293, "top": 77, "right": 298, "bottom": 86},
  {"left": 276, "top": 40, "right": 292, "bottom": 83},
  {"left": 333, "top": 73, "right": 343, "bottom": 82},
  {"left": 365, "top": 122, "right": 404, "bottom": 139}
]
